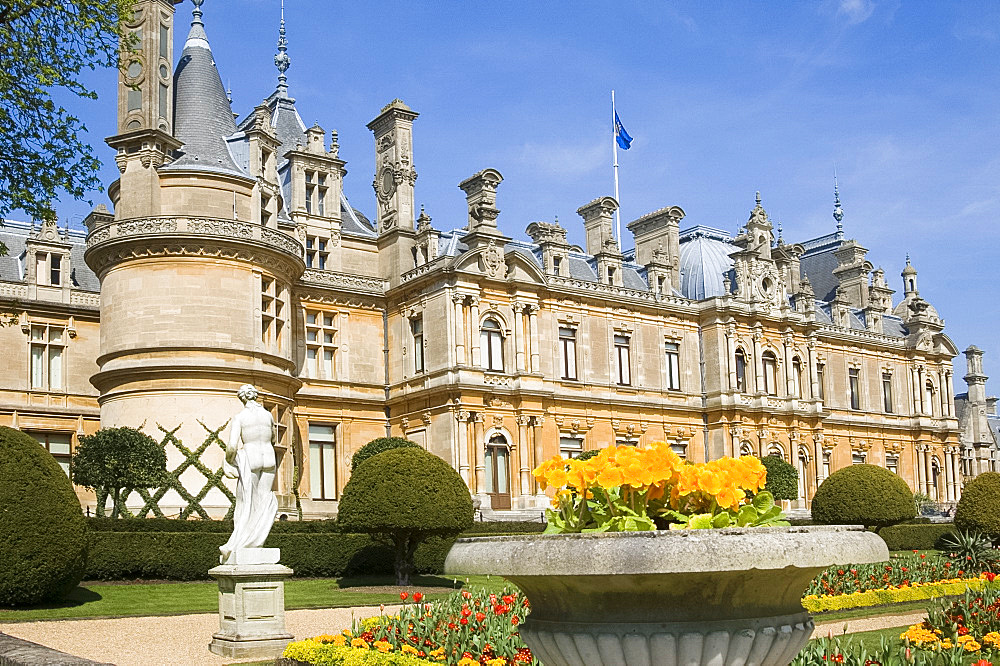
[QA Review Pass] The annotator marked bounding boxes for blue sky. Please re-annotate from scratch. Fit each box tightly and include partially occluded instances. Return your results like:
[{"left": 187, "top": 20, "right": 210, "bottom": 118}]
[{"left": 52, "top": 0, "right": 1000, "bottom": 386}]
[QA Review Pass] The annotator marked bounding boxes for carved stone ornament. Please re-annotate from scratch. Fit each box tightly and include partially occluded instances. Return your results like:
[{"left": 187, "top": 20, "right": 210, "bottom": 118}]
[{"left": 481, "top": 240, "right": 506, "bottom": 278}]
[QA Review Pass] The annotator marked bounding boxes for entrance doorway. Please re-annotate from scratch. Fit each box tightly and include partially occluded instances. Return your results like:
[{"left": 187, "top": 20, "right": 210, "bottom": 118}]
[{"left": 485, "top": 435, "right": 511, "bottom": 510}]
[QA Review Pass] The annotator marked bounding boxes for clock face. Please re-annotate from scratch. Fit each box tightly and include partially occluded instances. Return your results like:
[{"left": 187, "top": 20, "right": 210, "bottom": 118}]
[{"left": 379, "top": 168, "right": 395, "bottom": 197}]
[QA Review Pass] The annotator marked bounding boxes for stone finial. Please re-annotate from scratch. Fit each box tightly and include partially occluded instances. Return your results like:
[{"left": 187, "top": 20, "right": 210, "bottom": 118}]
[
  {"left": 833, "top": 175, "right": 844, "bottom": 234},
  {"left": 274, "top": 0, "right": 291, "bottom": 97}
]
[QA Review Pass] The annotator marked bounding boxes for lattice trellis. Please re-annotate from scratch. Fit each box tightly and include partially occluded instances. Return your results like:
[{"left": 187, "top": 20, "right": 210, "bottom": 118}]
[{"left": 134, "top": 420, "right": 236, "bottom": 519}]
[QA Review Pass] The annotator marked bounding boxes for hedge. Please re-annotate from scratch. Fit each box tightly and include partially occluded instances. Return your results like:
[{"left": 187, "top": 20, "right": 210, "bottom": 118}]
[
  {"left": 803, "top": 577, "right": 997, "bottom": 613},
  {"left": 82, "top": 520, "right": 545, "bottom": 580},
  {"left": 877, "top": 523, "right": 957, "bottom": 551},
  {"left": 955, "top": 472, "right": 1000, "bottom": 541},
  {"left": 84, "top": 517, "right": 544, "bottom": 535}
]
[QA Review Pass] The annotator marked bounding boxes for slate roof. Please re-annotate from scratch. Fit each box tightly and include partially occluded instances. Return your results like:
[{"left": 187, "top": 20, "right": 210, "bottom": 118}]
[
  {"left": 0, "top": 220, "right": 98, "bottom": 291},
  {"left": 163, "top": 10, "right": 244, "bottom": 178},
  {"left": 799, "top": 231, "right": 845, "bottom": 302}
]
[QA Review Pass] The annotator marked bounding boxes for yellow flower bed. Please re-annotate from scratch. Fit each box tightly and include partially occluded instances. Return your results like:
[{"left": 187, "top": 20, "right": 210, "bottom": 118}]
[
  {"left": 803, "top": 575, "right": 996, "bottom": 613},
  {"left": 283, "top": 636, "right": 432, "bottom": 665}
]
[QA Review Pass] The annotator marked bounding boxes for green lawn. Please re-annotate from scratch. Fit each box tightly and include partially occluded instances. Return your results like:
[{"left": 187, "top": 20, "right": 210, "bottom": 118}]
[{"left": 0, "top": 575, "right": 503, "bottom": 623}]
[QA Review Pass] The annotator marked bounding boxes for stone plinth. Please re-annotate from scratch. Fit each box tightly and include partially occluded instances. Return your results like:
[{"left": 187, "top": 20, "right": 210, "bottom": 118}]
[{"left": 208, "top": 553, "right": 293, "bottom": 660}]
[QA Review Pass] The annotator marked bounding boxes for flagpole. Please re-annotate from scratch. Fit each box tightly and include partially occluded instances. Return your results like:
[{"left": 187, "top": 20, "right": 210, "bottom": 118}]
[{"left": 612, "top": 89, "right": 621, "bottom": 245}]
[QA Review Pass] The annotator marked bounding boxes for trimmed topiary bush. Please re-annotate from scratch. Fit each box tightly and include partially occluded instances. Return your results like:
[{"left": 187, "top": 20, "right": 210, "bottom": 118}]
[
  {"left": 338, "top": 447, "right": 474, "bottom": 585},
  {"left": 759, "top": 455, "right": 798, "bottom": 501},
  {"left": 811, "top": 464, "right": 916, "bottom": 531},
  {"left": 0, "top": 426, "right": 87, "bottom": 606},
  {"left": 955, "top": 472, "right": 1000, "bottom": 542},
  {"left": 350, "top": 437, "right": 421, "bottom": 472},
  {"left": 72, "top": 426, "right": 166, "bottom": 518}
]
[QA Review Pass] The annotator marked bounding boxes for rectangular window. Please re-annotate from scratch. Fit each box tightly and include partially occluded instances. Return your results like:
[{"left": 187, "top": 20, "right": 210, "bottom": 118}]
[
  {"left": 29, "top": 324, "right": 65, "bottom": 392},
  {"left": 559, "top": 327, "right": 577, "bottom": 380},
  {"left": 28, "top": 431, "right": 72, "bottom": 477},
  {"left": 159, "top": 83, "right": 168, "bottom": 119},
  {"left": 822, "top": 452, "right": 831, "bottom": 479},
  {"left": 411, "top": 318, "right": 424, "bottom": 373},
  {"left": 559, "top": 436, "right": 583, "bottom": 459},
  {"left": 308, "top": 424, "right": 336, "bottom": 500},
  {"left": 35, "top": 253, "right": 46, "bottom": 284},
  {"left": 318, "top": 174, "right": 327, "bottom": 217},
  {"left": 127, "top": 88, "right": 142, "bottom": 112},
  {"left": 159, "top": 25, "right": 169, "bottom": 59},
  {"left": 886, "top": 455, "right": 899, "bottom": 475},
  {"left": 304, "top": 309, "right": 337, "bottom": 379},
  {"left": 552, "top": 256, "right": 562, "bottom": 274},
  {"left": 849, "top": 367, "right": 861, "bottom": 410},
  {"left": 614, "top": 335, "right": 631, "bottom": 386},
  {"left": 882, "top": 373, "right": 894, "bottom": 413},
  {"left": 762, "top": 353, "right": 778, "bottom": 396},
  {"left": 817, "top": 363, "right": 826, "bottom": 402},
  {"left": 665, "top": 341, "right": 680, "bottom": 391},
  {"left": 670, "top": 441, "right": 687, "bottom": 459},
  {"left": 480, "top": 320, "right": 504, "bottom": 372},
  {"left": 852, "top": 451, "right": 867, "bottom": 465},
  {"left": 49, "top": 254, "right": 61, "bottom": 286}
]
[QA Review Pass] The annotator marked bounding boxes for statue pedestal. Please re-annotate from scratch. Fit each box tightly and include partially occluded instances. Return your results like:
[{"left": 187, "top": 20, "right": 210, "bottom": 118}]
[{"left": 208, "top": 551, "right": 293, "bottom": 660}]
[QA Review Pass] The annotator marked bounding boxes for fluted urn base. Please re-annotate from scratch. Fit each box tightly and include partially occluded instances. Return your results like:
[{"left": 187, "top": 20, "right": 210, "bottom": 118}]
[
  {"left": 522, "top": 613, "right": 814, "bottom": 666},
  {"left": 444, "top": 526, "right": 888, "bottom": 666}
]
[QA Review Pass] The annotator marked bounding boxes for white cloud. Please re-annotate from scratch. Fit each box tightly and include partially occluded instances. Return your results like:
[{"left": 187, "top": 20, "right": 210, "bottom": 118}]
[{"left": 838, "top": 0, "right": 876, "bottom": 24}]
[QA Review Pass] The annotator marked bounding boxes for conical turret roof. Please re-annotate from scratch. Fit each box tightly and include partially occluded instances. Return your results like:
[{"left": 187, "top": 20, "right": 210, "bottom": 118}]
[{"left": 163, "top": 1, "right": 245, "bottom": 178}]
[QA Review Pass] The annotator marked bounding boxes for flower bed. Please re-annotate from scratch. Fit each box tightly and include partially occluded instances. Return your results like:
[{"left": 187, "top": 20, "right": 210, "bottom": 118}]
[
  {"left": 283, "top": 588, "right": 537, "bottom": 666},
  {"left": 804, "top": 575, "right": 997, "bottom": 613},
  {"left": 898, "top": 583, "right": 1000, "bottom": 660},
  {"left": 807, "top": 552, "right": 976, "bottom": 597}
]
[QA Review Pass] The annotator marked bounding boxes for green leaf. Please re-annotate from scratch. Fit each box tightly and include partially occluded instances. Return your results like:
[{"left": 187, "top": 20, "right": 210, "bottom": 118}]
[
  {"left": 712, "top": 512, "right": 732, "bottom": 528},
  {"left": 751, "top": 491, "right": 775, "bottom": 514},
  {"left": 688, "top": 513, "right": 713, "bottom": 529}
]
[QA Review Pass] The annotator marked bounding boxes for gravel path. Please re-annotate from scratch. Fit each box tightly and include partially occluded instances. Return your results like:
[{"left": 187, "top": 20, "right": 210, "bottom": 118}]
[
  {"left": 0, "top": 606, "right": 928, "bottom": 664},
  {"left": 812, "top": 611, "right": 926, "bottom": 639},
  {"left": 0, "top": 605, "right": 400, "bottom": 666}
]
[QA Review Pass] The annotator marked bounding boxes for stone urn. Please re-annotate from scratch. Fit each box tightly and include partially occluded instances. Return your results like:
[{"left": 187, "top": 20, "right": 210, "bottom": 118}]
[{"left": 444, "top": 526, "right": 887, "bottom": 666}]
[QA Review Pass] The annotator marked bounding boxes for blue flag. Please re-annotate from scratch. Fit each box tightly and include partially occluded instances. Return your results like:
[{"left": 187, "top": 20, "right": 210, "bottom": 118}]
[{"left": 614, "top": 111, "right": 633, "bottom": 150}]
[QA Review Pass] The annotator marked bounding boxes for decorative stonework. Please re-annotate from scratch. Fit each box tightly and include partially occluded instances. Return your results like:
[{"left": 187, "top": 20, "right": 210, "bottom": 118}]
[{"left": 300, "top": 268, "right": 385, "bottom": 294}]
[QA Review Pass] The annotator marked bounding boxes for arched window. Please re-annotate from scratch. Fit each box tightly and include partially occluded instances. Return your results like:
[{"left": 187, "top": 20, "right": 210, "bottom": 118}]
[
  {"left": 768, "top": 442, "right": 785, "bottom": 460},
  {"left": 792, "top": 356, "right": 803, "bottom": 398},
  {"left": 480, "top": 318, "right": 504, "bottom": 372},
  {"left": 762, "top": 351, "right": 778, "bottom": 396},
  {"left": 739, "top": 441, "right": 754, "bottom": 457},
  {"left": 925, "top": 381, "right": 936, "bottom": 417},
  {"left": 734, "top": 348, "right": 747, "bottom": 392}
]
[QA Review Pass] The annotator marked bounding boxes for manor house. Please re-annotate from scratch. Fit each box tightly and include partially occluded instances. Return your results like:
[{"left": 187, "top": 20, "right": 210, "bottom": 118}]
[{"left": 0, "top": 0, "right": 979, "bottom": 518}]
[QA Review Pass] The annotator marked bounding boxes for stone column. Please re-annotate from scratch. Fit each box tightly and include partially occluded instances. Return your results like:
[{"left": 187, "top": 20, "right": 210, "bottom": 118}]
[
  {"left": 915, "top": 445, "right": 925, "bottom": 495},
  {"left": 453, "top": 295, "right": 466, "bottom": 365},
  {"left": 911, "top": 367, "right": 921, "bottom": 414},
  {"left": 533, "top": 416, "right": 545, "bottom": 496},
  {"left": 456, "top": 410, "right": 470, "bottom": 486},
  {"left": 783, "top": 334, "right": 794, "bottom": 397},
  {"left": 513, "top": 302, "right": 526, "bottom": 373},
  {"left": 926, "top": 447, "right": 936, "bottom": 499},
  {"left": 473, "top": 413, "right": 486, "bottom": 494},
  {"left": 944, "top": 448, "right": 956, "bottom": 502},
  {"left": 752, "top": 330, "right": 763, "bottom": 394},
  {"left": 528, "top": 306, "right": 540, "bottom": 373},
  {"left": 725, "top": 326, "right": 736, "bottom": 390},
  {"left": 813, "top": 437, "right": 825, "bottom": 486},
  {"left": 516, "top": 414, "right": 531, "bottom": 502},
  {"left": 470, "top": 297, "right": 481, "bottom": 368}
]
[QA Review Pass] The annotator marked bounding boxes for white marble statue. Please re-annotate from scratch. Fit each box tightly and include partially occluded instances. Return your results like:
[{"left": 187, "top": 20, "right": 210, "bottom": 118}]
[{"left": 219, "top": 384, "right": 278, "bottom": 565}]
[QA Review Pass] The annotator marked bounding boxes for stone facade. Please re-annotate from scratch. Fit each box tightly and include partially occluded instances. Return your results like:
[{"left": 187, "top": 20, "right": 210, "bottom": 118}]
[
  {"left": 955, "top": 347, "right": 1000, "bottom": 478},
  {"left": 0, "top": 1, "right": 971, "bottom": 516}
]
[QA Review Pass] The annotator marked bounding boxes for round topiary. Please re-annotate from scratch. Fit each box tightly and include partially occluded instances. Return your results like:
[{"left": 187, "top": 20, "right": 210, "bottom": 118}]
[
  {"left": 0, "top": 426, "right": 87, "bottom": 606},
  {"left": 338, "top": 447, "right": 473, "bottom": 585},
  {"left": 576, "top": 449, "right": 602, "bottom": 462},
  {"left": 760, "top": 455, "right": 798, "bottom": 501},
  {"left": 811, "top": 464, "right": 916, "bottom": 530},
  {"left": 955, "top": 472, "right": 1000, "bottom": 541},
  {"left": 350, "top": 437, "right": 421, "bottom": 472}
]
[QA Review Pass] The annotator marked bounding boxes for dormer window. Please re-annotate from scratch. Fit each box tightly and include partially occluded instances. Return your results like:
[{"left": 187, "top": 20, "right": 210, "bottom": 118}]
[
  {"left": 607, "top": 266, "right": 617, "bottom": 285},
  {"left": 33, "top": 252, "right": 63, "bottom": 287},
  {"left": 552, "top": 256, "right": 562, "bottom": 275}
]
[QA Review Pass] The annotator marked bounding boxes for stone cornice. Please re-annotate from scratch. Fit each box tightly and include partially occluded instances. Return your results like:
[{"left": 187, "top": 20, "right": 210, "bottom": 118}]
[
  {"left": 85, "top": 216, "right": 305, "bottom": 281},
  {"left": 299, "top": 268, "right": 386, "bottom": 295}
]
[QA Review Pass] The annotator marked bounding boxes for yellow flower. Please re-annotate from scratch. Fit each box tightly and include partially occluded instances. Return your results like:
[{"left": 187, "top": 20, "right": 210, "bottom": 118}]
[
  {"left": 401, "top": 644, "right": 419, "bottom": 654},
  {"left": 350, "top": 637, "right": 369, "bottom": 649},
  {"left": 373, "top": 640, "right": 393, "bottom": 653},
  {"left": 983, "top": 631, "right": 1000, "bottom": 647},
  {"left": 596, "top": 465, "right": 624, "bottom": 489}
]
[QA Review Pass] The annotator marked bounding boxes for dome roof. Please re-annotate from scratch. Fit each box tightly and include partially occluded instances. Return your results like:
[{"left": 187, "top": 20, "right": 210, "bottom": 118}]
[{"left": 678, "top": 230, "right": 738, "bottom": 300}]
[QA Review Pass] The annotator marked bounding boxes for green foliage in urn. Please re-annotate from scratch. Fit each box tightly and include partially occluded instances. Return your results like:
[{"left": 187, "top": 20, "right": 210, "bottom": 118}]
[
  {"left": 811, "top": 464, "right": 916, "bottom": 531},
  {"left": 759, "top": 455, "right": 798, "bottom": 501},
  {"left": 350, "top": 437, "right": 421, "bottom": 472},
  {"left": 72, "top": 426, "right": 167, "bottom": 519},
  {"left": 0, "top": 426, "right": 87, "bottom": 606},
  {"left": 0, "top": 0, "right": 138, "bottom": 224},
  {"left": 955, "top": 471, "right": 1000, "bottom": 542},
  {"left": 338, "top": 448, "right": 474, "bottom": 586}
]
